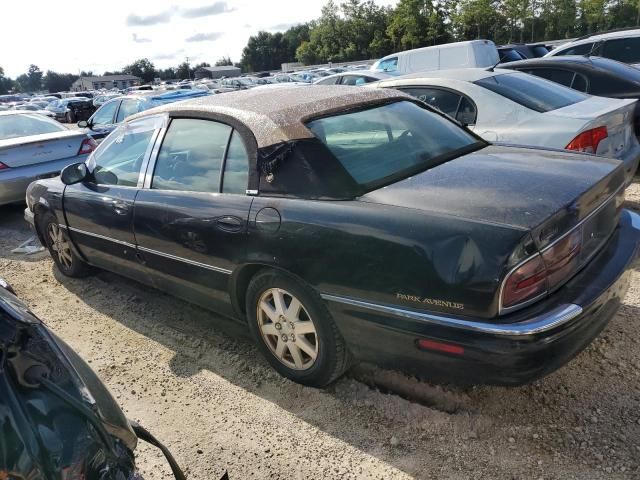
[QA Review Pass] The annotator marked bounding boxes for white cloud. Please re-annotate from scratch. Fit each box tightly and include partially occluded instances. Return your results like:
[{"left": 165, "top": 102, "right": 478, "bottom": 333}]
[{"left": 0, "top": 0, "right": 396, "bottom": 78}]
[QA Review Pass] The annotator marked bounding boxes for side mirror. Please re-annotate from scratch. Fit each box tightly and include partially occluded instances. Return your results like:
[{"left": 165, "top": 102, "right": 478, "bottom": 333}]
[
  {"left": 61, "top": 162, "right": 88, "bottom": 185},
  {"left": 77, "top": 120, "right": 88, "bottom": 128}
]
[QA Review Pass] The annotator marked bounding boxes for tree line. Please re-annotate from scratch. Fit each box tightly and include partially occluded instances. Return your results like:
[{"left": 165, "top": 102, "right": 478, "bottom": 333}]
[
  {"left": 239, "top": 0, "right": 640, "bottom": 71},
  {"left": 1, "top": 0, "right": 638, "bottom": 94}
]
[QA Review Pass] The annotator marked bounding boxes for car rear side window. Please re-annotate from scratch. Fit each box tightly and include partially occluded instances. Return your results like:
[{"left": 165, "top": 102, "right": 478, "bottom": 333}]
[
  {"left": 152, "top": 118, "right": 231, "bottom": 193},
  {"left": 341, "top": 75, "right": 376, "bottom": 85},
  {"left": 306, "top": 100, "right": 480, "bottom": 188},
  {"left": 0, "top": 113, "right": 65, "bottom": 139},
  {"left": 221, "top": 130, "right": 249, "bottom": 194},
  {"left": 555, "top": 43, "right": 594, "bottom": 56},
  {"left": 524, "top": 68, "right": 574, "bottom": 87},
  {"left": 602, "top": 37, "right": 640, "bottom": 64},
  {"left": 400, "top": 87, "right": 477, "bottom": 125},
  {"left": 475, "top": 72, "right": 587, "bottom": 112},
  {"left": 378, "top": 57, "right": 398, "bottom": 72}
]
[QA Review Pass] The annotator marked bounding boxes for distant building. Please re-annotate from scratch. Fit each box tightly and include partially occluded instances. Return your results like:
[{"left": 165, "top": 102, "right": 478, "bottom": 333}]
[
  {"left": 281, "top": 62, "right": 302, "bottom": 72},
  {"left": 70, "top": 75, "right": 142, "bottom": 91},
  {"left": 194, "top": 66, "right": 241, "bottom": 79}
]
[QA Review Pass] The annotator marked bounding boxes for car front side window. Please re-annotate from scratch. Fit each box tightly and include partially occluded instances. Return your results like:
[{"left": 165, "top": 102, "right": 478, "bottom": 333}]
[
  {"left": 116, "top": 99, "right": 140, "bottom": 123},
  {"left": 555, "top": 42, "right": 594, "bottom": 56},
  {"left": 602, "top": 37, "right": 640, "bottom": 64},
  {"left": 87, "top": 116, "right": 160, "bottom": 187},
  {"left": 91, "top": 100, "right": 119, "bottom": 126},
  {"left": 151, "top": 118, "right": 232, "bottom": 193}
]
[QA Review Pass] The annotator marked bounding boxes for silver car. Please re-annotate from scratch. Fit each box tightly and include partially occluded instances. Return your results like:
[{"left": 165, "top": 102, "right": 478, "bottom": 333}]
[{"left": 0, "top": 111, "right": 97, "bottom": 205}]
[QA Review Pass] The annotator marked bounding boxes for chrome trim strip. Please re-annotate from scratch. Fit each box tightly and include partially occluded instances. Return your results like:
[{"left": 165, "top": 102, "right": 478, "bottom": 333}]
[
  {"left": 321, "top": 294, "right": 583, "bottom": 336},
  {"left": 498, "top": 183, "right": 623, "bottom": 315},
  {"left": 137, "top": 246, "right": 232, "bottom": 275},
  {"left": 67, "top": 226, "right": 135, "bottom": 249}
]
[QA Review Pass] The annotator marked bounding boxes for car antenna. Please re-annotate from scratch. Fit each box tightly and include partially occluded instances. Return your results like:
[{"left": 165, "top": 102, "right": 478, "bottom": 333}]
[{"left": 486, "top": 58, "right": 502, "bottom": 72}]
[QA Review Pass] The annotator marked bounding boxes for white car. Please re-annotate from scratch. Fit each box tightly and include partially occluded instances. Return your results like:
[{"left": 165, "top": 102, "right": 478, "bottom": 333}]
[
  {"left": 544, "top": 28, "right": 640, "bottom": 68},
  {"left": 372, "top": 68, "right": 640, "bottom": 185}
]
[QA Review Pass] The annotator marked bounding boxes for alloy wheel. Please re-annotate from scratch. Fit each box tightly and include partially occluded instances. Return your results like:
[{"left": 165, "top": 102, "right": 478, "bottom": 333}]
[
  {"left": 47, "top": 223, "right": 73, "bottom": 269},
  {"left": 257, "top": 288, "right": 318, "bottom": 370}
]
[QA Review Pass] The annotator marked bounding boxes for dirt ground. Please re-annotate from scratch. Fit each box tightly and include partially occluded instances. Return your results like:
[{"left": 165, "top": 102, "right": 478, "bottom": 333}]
[{"left": 1, "top": 184, "right": 640, "bottom": 480}]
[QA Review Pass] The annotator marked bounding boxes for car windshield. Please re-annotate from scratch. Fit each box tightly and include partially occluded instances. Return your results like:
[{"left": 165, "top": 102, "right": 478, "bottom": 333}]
[
  {"left": 0, "top": 113, "right": 65, "bottom": 140},
  {"left": 475, "top": 72, "right": 587, "bottom": 112},
  {"left": 306, "top": 100, "right": 482, "bottom": 189}
]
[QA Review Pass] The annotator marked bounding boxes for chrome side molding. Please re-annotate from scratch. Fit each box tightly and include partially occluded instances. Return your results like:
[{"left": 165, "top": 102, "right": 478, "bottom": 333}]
[{"left": 321, "top": 293, "right": 583, "bottom": 336}]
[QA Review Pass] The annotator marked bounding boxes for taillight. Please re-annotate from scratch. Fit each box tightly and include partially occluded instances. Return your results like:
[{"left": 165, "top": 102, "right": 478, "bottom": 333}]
[
  {"left": 0, "top": 161, "right": 9, "bottom": 170},
  {"left": 541, "top": 228, "right": 581, "bottom": 289},
  {"left": 565, "top": 126, "right": 608, "bottom": 154},
  {"left": 501, "top": 254, "right": 547, "bottom": 309},
  {"left": 78, "top": 137, "right": 97, "bottom": 155},
  {"left": 502, "top": 227, "right": 584, "bottom": 311}
]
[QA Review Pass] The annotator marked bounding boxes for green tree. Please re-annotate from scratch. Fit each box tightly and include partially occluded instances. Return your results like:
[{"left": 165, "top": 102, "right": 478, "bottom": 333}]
[
  {"left": 123, "top": 58, "right": 156, "bottom": 83},
  {"left": 176, "top": 61, "right": 192, "bottom": 79},
  {"left": 43, "top": 70, "right": 78, "bottom": 93},
  {"left": 387, "top": 0, "right": 451, "bottom": 50},
  {"left": 215, "top": 57, "right": 233, "bottom": 66},
  {"left": 25, "top": 64, "right": 43, "bottom": 92},
  {"left": 0, "top": 67, "right": 13, "bottom": 94}
]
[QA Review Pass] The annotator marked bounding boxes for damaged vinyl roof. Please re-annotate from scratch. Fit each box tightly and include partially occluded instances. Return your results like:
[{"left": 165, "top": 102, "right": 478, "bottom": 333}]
[{"left": 130, "top": 85, "right": 412, "bottom": 149}]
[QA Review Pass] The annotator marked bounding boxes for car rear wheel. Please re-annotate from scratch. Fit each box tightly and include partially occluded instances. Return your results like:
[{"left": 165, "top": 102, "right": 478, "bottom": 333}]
[
  {"left": 246, "top": 270, "right": 350, "bottom": 387},
  {"left": 39, "top": 212, "right": 91, "bottom": 277}
]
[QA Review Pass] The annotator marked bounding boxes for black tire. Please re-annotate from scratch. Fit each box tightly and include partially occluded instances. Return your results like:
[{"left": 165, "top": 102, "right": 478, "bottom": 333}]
[
  {"left": 65, "top": 111, "right": 75, "bottom": 123},
  {"left": 38, "top": 211, "right": 91, "bottom": 278},
  {"left": 246, "top": 270, "right": 350, "bottom": 387}
]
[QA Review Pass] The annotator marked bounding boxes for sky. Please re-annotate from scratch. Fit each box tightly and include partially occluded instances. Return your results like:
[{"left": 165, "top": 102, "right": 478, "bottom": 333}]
[{"left": 0, "top": 0, "right": 396, "bottom": 78}]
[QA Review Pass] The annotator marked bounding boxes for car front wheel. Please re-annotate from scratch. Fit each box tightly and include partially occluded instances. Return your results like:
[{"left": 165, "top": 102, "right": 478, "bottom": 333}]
[
  {"left": 38, "top": 212, "right": 91, "bottom": 277},
  {"left": 246, "top": 270, "right": 350, "bottom": 387}
]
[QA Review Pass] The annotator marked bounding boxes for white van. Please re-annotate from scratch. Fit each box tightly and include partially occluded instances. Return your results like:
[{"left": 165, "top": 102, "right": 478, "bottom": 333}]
[{"left": 371, "top": 40, "right": 500, "bottom": 75}]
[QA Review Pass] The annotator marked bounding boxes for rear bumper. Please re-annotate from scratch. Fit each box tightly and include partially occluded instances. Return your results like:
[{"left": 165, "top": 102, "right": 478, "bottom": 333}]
[
  {"left": 0, "top": 155, "right": 87, "bottom": 206},
  {"left": 324, "top": 209, "right": 640, "bottom": 385}
]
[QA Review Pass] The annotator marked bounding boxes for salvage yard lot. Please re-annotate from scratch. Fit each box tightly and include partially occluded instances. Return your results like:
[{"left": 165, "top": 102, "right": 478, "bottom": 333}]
[{"left": 2, "top": 184, "right": 640, "bottom": 480}]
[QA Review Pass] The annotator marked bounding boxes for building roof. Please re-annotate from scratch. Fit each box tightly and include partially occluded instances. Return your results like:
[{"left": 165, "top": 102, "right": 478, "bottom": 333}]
[
  {"left": 75, "top": 75, "right": 141, "bottom": 82},
  {"left": 197, "top": 66, "right": 241, "bottom": 72},
  {"left": 131, "top": 85, "right": 411, "bottom": 148}
]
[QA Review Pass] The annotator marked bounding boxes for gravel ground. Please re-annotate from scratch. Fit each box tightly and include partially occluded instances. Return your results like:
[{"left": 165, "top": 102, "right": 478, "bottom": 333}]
[{"left": 1, "top": 183, "right": 640, "bottom": 479}]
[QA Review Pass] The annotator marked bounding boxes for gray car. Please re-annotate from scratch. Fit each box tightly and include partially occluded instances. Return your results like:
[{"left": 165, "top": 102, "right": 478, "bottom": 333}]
[{"left": 0, "top": 111, "right": 96, "bottom": 205}]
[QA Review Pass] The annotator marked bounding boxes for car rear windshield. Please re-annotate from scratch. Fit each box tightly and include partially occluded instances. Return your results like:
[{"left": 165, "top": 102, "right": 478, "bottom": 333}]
[
  {"left": 474, "top": 72, "right": 587, "bottom": 112},
  {"left": 306, "top": 100, "right": 482, "bottom": 189},
  {"left": 592, "top": 57, "right": 640, "bottom": 85},
  {"left": 0, "top": 114, "right": 65, "bottom": 140}
]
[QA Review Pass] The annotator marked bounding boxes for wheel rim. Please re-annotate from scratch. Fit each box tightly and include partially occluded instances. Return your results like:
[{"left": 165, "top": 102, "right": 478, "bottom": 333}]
[
  {"left": 47, "top": 222, "right": 73, "bottom": 269},
  {"left": 257, "top": 288, "right": 318, "bottom": 371}
]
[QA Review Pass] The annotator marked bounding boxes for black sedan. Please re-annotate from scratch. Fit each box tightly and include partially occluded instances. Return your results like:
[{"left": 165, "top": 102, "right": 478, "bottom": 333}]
[
  {"left": 0, "top": 278, "right": 187, "bottom": 479},
  {"left": 24, "top": 86, "right": 640, "bottom": 387}
]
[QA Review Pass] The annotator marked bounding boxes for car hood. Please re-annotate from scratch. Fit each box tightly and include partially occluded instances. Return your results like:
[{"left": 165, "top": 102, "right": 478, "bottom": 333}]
[
  {"left": 361, "top": 144, "right": 623, "bottom": 234},
  {"left": 0, "top": 285, "right": 138, "bottom": 477}
]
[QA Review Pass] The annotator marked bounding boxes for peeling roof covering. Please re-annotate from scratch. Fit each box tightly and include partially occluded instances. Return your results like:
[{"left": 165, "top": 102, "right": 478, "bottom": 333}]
[{"left": 130, "top": 85, "right": 412, "bottom": 148}]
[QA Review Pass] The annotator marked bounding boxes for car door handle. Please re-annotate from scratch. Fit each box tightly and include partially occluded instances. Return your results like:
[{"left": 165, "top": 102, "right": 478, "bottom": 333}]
[
  {"left": 111, "top": 200, "right": 129, "bottom": 215},
  {"left": 215, "top": 216, "right": 243, "bottom": 232}
]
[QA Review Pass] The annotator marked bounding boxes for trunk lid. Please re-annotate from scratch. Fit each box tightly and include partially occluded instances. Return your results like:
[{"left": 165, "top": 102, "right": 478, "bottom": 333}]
[
  {"left": 361, "top": 144, "right": 625, "bottom": 249},
  {"left": 548, "top": 96, "right": 638, "bottom": 159},
  {"left": 0, "top": 130, "right": 86, "bottom": 168}
]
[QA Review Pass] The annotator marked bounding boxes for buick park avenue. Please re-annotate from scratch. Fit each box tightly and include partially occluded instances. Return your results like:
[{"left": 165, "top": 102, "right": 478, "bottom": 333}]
[{"left": 25, "top": 86, "right": 640, "bottom": 387}]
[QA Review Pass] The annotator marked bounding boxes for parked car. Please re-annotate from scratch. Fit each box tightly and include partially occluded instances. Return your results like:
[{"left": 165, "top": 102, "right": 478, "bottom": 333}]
[
  {"left": 0, "top": 111, "right": 96, "bottom": 205},
  {"left": 25, "top": 86, "right": 640, "bottom": 387},
  {"left": 46, "top": 97, "right": 95, "bottom": 123},
  {"left": 373, "top": 68, "right": 640, "bottom": 184},
  {"left": 0, "top": 277, "right": 188, "bottom": 479},
  {"left": 79, "top": 89, "right": 211, "bottom": 142},
  {"left": 498, "top": 43, "right": 551, "bottom": 63},
  {"left": 11, "top": 103, "right": 57, "bottom": 118},
  {"left": 544, "top": 27, "right": 640, "bottom": 68},
  {"left": 371, "top": 40, "right": 500, "bottom": 75},
  {"left": 93, "top": 92, "right": 121, "bottom": 107},
  {"left": 314, "top": 70, "right": 396, "bottom": 86}
]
